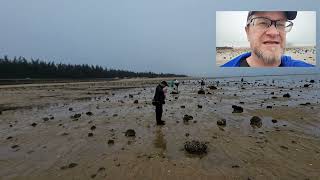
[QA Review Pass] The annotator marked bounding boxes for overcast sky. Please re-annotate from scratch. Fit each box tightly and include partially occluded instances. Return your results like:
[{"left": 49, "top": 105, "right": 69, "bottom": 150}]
[
  {"left": 216, "top": 11, "right": 316, "bottom": 47},
  {"left": 0, "top": 0, "right": 319, "bottom": 77}
]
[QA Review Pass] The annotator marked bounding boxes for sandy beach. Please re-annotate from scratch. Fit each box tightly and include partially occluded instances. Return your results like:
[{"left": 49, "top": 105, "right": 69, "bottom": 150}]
[
  {"left": 0, "top": 76, "right": 320, "bottom": 179},
  {"left": 216, "top": 46, "right": 316, "bottom": 66}
]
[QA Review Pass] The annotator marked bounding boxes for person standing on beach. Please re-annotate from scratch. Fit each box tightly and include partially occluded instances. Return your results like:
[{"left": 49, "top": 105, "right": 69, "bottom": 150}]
[
  {"left": 200, "top": 78, "right": 205, "bottom": 89},
  {"left": 221, "top": 11, "right": 314, "bottom": 67},
  {"left": 174, "top": 79, "right": 179, "bottom": 93},
  {"left": 153, "top": 81, "right": 168, "bottom": 125}
]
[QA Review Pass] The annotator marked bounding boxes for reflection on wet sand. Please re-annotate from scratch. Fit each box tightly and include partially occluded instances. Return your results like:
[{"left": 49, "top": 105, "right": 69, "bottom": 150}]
[{"left": 153, "top": 128, "right": 167, "bottom": 157}]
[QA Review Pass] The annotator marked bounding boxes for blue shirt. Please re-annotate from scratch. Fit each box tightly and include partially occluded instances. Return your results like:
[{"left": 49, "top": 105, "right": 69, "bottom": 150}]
[{"left": 221, "top": 52, "right": 315, "bottom": 67}]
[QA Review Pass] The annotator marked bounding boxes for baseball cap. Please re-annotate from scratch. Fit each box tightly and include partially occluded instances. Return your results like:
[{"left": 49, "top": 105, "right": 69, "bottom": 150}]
[{"left": 247, "top": 11, "right": 297, "bottom": 21}]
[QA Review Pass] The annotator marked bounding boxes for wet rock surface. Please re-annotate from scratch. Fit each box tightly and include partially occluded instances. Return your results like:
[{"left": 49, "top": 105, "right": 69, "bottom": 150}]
[
  {"left": 72, "top": 113, "right": 81, "bottom": 119},
  {"left": 283, "top": 93, "right": 291, "bottom": 98},
  {"left": 108, "top": 139, "right": 115, "bottom": 144},
  {"left": 217, "top": 119, "right": 226, "bottom": 126},
  {"left": 125, "top": 129, "right": 136, "bottom": 137},
  {"left": 197, "top": 89, "right": 205, "bottom": 94},
  {"left": 250, "top": 116, "right": 262, "bottom": 128},
  {"left": 86, "top": 111, "right": 93, "bottom": 116},
  {"left": 184, "top": 140, "right": 207, "bottom": 155},
  {"left": 11, "top": 145, "right": 19, "bottom": 149},
  {"left": 232, "top": 105, "right": 243, "bottom": 113},
  {"left": 208, "top": 85, "right": 217, "bottom": 90},
  {"left": 183, "top": 114, "right": 193, "bottom": 122}
]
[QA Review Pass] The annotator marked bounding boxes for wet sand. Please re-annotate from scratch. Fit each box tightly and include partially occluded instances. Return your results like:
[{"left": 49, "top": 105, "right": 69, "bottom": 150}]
[
  {"left": 216, "top": 47, "right": 316, "bottom": 66},
  {"left": 0, "top": 76, "right": 320, "bottom": 179}
]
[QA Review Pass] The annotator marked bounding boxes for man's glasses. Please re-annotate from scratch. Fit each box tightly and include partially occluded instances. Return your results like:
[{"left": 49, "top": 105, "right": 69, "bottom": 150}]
[{"left": 246, "top": 17, "right": 294, "bottom": 33}]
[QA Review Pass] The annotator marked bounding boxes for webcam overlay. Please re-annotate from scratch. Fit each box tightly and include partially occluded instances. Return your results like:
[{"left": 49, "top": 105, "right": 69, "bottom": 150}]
[{"left": 216, "top": 11, "right": 316, "bottom": 67}]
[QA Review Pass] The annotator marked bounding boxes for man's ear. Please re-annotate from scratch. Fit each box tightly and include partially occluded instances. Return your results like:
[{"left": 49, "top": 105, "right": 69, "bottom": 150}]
[{"left": 245, "top": 27, "right": 250, "bottom": 42}]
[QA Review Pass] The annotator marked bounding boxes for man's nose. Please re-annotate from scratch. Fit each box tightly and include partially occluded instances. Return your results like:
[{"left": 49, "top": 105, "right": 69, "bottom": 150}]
[{"left": 265, "top": 24, "right": 280, "bottom": 36}]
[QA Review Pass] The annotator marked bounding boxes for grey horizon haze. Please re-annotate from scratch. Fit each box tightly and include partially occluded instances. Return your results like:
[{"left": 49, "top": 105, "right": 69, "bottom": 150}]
[{"left": 0, "top": 0, "right": 319, "bottom": 77}]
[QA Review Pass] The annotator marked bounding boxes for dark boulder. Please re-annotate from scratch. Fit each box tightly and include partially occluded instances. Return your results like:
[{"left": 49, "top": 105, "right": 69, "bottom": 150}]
[
  {"left": 283, "top": 93, "right": 291, "bottom": 98},
  {"left": 11, "top": 145, "right": 19, "bottom": 149},
  {"left": 250, "top": 116, "right": 262, "bottom": 128},
  {"left": 86, "top": 112, "right": 93, "bottom": 116},
  {"left": 108, "top": 140, "right": 115, "bottom": 145},
  {"left": 300, "top": 102, "right": 311, "bottom": 106},
  {"left": 72, "top": 113, "right": 81, "bottom": 119},
  {"left": 183, "top": 115, "right": 193, "bottom": 122},
  {"left": 232, "top": 105, "right": 243, "bottom": 113},
  {"left": 198, "top": 89, "right": 205, "bottom": 94},
  {"left": 125, "top": 129, "right": 136, "bottom": 137}
]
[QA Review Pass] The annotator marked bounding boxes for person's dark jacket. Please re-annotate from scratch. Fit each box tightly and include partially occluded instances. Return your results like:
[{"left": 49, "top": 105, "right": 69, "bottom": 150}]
[{"left": 153, "top": 84, "right": 165, "bottom": 105}]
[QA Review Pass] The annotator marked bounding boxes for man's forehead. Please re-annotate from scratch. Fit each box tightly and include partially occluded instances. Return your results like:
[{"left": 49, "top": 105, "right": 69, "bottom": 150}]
[{"left": 251, "top": 11, "right": 287, "bottom": 20}]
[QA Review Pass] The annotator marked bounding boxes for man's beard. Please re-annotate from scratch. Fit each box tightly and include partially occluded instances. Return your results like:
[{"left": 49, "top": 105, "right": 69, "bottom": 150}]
[{"left": 253, "top": 47, "right": 283, "bottom": 65}]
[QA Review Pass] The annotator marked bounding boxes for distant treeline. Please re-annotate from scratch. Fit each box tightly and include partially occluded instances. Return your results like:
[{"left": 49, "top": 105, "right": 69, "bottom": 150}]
[{"left": 0, "top": 56, "right": 186, "bottom": 79}]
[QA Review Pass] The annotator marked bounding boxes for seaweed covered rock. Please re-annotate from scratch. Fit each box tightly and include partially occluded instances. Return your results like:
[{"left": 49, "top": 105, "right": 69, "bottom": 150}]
[
  {"left": 208, "top": 85, "right": 217, "bottom": 90},
  {"left": 250, "top": 116, "right": 262, "bottom": 128},
  {"left": 183, "top": 115, "right": 193, "bottom": 122},
  {"left": 184, "top": 140, "right": 207, "bottom": 155},
  {"left": 125, "top": 129, "right": 136, "bottom": 137},
  {"left": 217, "top": 119, "right": 226, "bottom": 126},
  {"left": 198, "top": 89, "right": 205, "bottom": 94}
]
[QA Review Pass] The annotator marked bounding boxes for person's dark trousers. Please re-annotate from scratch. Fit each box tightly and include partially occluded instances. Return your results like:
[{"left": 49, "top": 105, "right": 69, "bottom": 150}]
[{"left": 155, "top": 104, "right": 163, "bottom": 123}]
